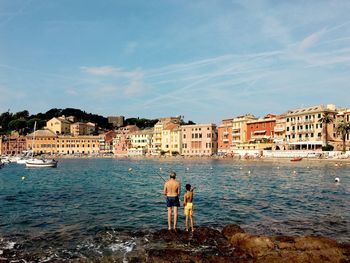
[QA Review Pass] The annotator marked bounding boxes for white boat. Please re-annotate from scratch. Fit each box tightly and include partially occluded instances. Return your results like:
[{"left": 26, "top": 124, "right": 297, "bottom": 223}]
[
  {"left": 25, "top": 158, "right": 58, "bottom": 168},
  {"left": 25, "top": 121, "right": 58, "bottom": 168}
]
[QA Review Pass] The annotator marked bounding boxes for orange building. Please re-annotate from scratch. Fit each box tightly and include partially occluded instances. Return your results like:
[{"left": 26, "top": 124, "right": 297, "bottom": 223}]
[
  {"left": 246, "top": 114, "right": 276, "bottom": 143},
  {"left": 0, "top": 135, "right": 27, "bottom": 155},
  {"left": 218, "top": 118, "right": 233, "bottom": 154}
]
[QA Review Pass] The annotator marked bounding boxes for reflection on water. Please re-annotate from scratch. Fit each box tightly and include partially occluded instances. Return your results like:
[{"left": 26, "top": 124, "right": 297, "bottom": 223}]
[{"left": 0, "top": 158, "right": 349, "bottom": 260}]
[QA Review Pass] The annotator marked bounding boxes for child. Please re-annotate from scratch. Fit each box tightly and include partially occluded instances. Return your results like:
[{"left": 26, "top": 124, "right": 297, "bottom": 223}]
[{"left": 183, "top": 184, "right": 195, "bottom": 232}]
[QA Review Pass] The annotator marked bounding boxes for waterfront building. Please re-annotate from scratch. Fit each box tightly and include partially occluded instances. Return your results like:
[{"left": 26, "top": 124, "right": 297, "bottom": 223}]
[
  {"left": 108, "top": 116, "right": 125, "bottom": 128},
  {"left": 151, "top": 117, "right": 181, "bottom": 155},
  {"left": 26, "top": 129, "right": 58, "bottom": 154},
  {"left": 246, "top": 114, "right": 276, "bottom": 143},
  {"left": 99, "top": 130, "right": 117, "bottom": 153},
  {"left": 273, "top": 115, "right": 287, "bottom": 150},
  {"left": 218, "top": 114, "right": 257, "bottom": 154},
  {"left": 0, "top": 135, "right": 27, "bottom": 155},
  {"left": 56, "top": 135, "right": 102, "bottom": 155},
  {"left": 128, "top": 128, "right": 153, "bottom": 156},
  {"left": 217, "top": 118, "right": 233, "bottom": 154},
  {"left": 284, "top": 104, "right": 338, "bottom": 150},
  {"left": 333, "top": 108, "right": 350, "bottom": 151},
  {"left": 46, "top": 116, "right": 72, "bottom": 135},
  {"left": 181, "top": 124, "right": 218, "bottom": 156},
  {"left": 70, "top": 122, "right": 96, "bottom": 136},
  {"left": 161, "top": 123, "right": 181, "bottom": 155},
  {"left": 113, "top": 134, "right": 131, "bottom": 156}
]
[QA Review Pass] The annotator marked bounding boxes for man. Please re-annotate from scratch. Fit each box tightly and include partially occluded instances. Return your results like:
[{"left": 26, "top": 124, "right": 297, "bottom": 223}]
[{"left": 163, "top": 171, "right": 181, "bottom": 230}]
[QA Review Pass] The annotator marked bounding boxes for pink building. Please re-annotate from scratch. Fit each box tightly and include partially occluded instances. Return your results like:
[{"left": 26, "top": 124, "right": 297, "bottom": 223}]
[{"left": 181, "top": 124, "right": 218, "bottom": 156}]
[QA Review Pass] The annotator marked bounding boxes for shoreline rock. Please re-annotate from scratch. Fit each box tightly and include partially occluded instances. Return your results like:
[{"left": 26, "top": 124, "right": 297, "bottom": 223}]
[{"left": 143, "top": 224, "right": 349, "bottom": 263}]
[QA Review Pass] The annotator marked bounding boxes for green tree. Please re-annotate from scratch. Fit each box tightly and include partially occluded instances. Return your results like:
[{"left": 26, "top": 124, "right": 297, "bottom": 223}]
[
  {"left": 319, "top": 112, "right": 334, "bottom": 146},
  {"left": 0, "top": 111, "right": 13, "bottom": 132},
  {"left": 336, "top": 120, "right": 350, "bottom": 152},
  {"left": 8, "top": 118, "right": 27, "bottom": 134},
  {"left": 13, "top": 110, "right": 29, "bottom": 120}
]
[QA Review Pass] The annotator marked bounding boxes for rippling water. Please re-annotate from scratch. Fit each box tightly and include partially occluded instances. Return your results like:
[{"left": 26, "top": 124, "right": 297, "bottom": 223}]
[{"left": 0, "top": 158, "right": 349, "bottom": 261}]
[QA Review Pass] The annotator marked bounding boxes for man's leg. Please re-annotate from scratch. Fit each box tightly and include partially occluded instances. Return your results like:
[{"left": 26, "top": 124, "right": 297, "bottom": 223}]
[
  {"left": 190, "top": 214, "right": 194, "bottom": 232},
  {"left": 167, "top": 207, "right": 172, "bottom": 230},
  {"left": 173, "top": 206, "right": 178, "bottom": 230}
]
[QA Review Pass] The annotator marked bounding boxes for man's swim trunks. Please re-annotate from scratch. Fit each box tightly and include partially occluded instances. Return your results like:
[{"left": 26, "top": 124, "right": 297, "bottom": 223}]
[
  {"left": 166, "top": 196, "right": 180, "bottom": 207},
  {"left": 184, "top": 202, "right": 193, "bottom": 216}
]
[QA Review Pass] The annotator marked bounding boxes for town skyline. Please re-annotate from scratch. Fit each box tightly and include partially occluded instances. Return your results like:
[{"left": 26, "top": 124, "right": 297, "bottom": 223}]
[{"left": 1, "top": 1, "right": 350, "bottom": 123}]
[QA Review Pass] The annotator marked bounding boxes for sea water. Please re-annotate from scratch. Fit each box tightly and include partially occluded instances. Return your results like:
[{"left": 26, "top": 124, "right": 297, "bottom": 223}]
[{"left": 0, "top": 158, "right": 349, "bottom": 261}]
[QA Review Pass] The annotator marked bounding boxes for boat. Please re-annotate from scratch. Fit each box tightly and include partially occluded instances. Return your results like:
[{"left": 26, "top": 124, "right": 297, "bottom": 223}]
[
  {"left": 25, "top": 122, "right": 58, "bottom": 168},
  {"left": 25, "top": 158, "right": 58, "bottom": 168},
  {"left": 290, "top": 157, "right": 303, "bottom": 162}
]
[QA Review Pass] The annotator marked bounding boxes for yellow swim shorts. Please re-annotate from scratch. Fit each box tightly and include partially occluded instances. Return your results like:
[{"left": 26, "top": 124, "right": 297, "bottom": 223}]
[{"left": 184, "top": 202, "right": 193, "bottom": 216}]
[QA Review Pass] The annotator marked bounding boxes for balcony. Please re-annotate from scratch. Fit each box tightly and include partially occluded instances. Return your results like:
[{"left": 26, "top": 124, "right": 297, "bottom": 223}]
[
  {"left": 232, "top": 131, "right": 241, "bottom": 136},
  {"left": 223, "top": 131, "right": 229, "bottom": 135},
  {"left": 274, "top": 127, "right": 285, "bottom": 132},
  {"left": 222, "top": 138, "right": 229, "bottom": 143}
]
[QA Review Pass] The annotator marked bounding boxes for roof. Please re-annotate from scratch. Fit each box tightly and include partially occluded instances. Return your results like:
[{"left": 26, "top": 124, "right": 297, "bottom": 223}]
[{"left": 27, "top": 129, "right": 57, "bottom": 138}]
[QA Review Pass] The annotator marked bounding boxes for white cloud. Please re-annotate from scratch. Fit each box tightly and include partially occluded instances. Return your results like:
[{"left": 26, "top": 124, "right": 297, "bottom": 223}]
[{"left": 299, "top": 28, "right": 327, "bottom": 51}]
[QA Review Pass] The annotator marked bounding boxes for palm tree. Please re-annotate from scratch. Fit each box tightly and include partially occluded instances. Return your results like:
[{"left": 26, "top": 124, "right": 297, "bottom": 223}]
[
  {"left": 336, "top": 120, "right": 350, "bottom": 152},
  {"left": 319, "top": 112, "right": 333, "bottom": 146}
]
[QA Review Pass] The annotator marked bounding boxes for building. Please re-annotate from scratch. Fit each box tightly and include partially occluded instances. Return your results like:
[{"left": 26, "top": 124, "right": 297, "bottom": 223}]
[
  {"left": 218, "top": 114, "right": 257, "bottom": 154},
  {"left": 181, "top": 124, "right": 218, "bottom": 156},
  {"left": 108, "top": 116, "right": 125, "bottom": 128},
  {"left": 246, "top": 114, "right": 276, "bottom": 143},
  {"left": 99, "top": 130, "right": 117, "bottom": 153},
  {"left": 161, "top": 123, "right": 181, "bottom": 155},
  {"left": 217, "top": 118, "right": 233, "bottom": 154},
  {"left": 284, "top": 104, "right": 338, "bottom": 150},
  {"left": 273, "top": 115, "right": 287, "bottom": 150},
  {"left": 151, "top": 117, "right": 181, "bottom": 155},
  {"left": 70, "top": 122, "right": 96, "bottom": 136},
  {"left": 128, "top": 128, "right": 153, "bottom": 155},
  {"left": 46, "top": 116, "right": 72, "bottom": 135},
  {"left": 0, "top": 135, "right": 27, "bottom": 155},
  {"left": 56, "top": 135, "right": 102, "bottom": 155},
  {"left": 26, "top": 129, "right": 58, "bottom": 154}
]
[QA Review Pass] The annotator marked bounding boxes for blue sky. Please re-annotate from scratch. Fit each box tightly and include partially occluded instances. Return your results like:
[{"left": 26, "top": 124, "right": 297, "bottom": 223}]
[{"left": 1, "top": 0, "right": 350, "bottom": 124}]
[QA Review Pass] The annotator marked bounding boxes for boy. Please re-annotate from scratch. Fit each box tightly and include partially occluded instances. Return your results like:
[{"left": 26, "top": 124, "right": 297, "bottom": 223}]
[{"left": 183, "top": 184, "right": 195, "bottom": 232}]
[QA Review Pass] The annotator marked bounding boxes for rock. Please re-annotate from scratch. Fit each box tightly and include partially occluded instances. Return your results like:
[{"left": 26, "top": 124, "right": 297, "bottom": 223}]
[
  {"left": 229, "top": 232, "right": 274, "bottom": 258},
  {"left": 294, "top": 236, "right": 339, "bottom": 250},
  {"left": 221, "top": 224, "right": 245, "bottom": 240}
]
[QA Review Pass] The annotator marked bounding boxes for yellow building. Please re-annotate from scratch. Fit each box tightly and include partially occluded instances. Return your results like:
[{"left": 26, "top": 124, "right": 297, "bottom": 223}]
[
  {"left": 26, "top": 129, "right": 58, "bottom": 154},
  {"left": 285, "top": 104, "right": 338, "bottom": 150},
  {"left": 70, "top": 122, "right": 96, "bottom": 136},
  {"left": 273, "top": 115, "right": 287, "bottom": 150},
  {"left": 161, "top": 123, "right": 181, "bottom": 155},
  {"left": 151, "top": 117, "right": 181, "bottom": 155},
  {"left": 232, "top": 115, "right": 257, "bottom": 148},
  {"left": 56, "top": 135, "right": 102, "bottom": 155},
  {"left": 46, "top": 116, "right": 72, "bottom": 135}
]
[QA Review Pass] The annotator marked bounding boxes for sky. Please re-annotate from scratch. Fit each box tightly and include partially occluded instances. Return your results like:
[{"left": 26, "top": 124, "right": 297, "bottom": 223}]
[{"left": 0, "top": 0, "right": 350, "bottom": 124}]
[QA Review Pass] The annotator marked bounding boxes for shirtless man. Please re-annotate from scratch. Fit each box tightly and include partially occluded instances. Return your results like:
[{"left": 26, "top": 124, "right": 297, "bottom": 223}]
[{"left": 163, "top": 171, "right": 181, "bottom": 230}]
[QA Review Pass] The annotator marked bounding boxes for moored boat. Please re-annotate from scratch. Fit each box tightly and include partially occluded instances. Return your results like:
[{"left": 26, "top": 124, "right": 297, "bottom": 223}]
[
  {"left": 291, "top": 157, "right": 303, "bottom": 162},
  {"left": 25, "top": 158, "right": 58, "bottom": 168}
]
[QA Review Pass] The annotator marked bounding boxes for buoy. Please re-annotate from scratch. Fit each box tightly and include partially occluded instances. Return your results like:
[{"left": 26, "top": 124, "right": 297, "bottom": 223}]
[
  {"left": 239, "top": 167, "right": 243, "bottom": 170},
  {"left": 159, "top": 167, "right": 162, "bottom": 171},
  {"left": 248, "top": 171, "right": 251, "bottom": 174},
  {"left": 128, "top": 168, "right": 133, "bottom": 172},
  {"left": 210, "top": 167, "right": 213, "bottom": 170},
  {"left": 21, "top": 176, "right": 26, "bottom": 180},
  {"left": 293, "top": 171, "right": 297, "bottom": 174},
  {"left": 307, "top": 166, "right": 310, "bottom": 169},
  {"left": 277, "top": 166, "right": 280, "bottom": 169},
  {"left": 186, "top": 167, "right": 189, "bottom": 171},
  {"left": 335, "top": 177, "right": 340, "bottom": 183},
  {"left": 335, "top": 164, "right": 339, "bottom": 167}
]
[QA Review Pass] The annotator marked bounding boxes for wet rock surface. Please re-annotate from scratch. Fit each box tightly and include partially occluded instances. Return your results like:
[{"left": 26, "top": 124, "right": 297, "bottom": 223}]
[
  {"left": 1, "top": 224, "right": 349, "bottom": 262},
  {"left": 144, "top": 225, "right": 349, "bottom": 263}
]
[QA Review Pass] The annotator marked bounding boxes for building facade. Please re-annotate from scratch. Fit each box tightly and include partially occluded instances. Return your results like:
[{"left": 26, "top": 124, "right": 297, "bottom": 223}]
[
  {"left": 46, "top": 116, "right": 72, "bottom": 135},
  {"left": 181, "top": 124, "right": 218, "bottom": 156},
  {"left": 284, "top": 104, "right": 338, "bottom": 150},
  {"left": 108, "top": 116, "right": 125, "bottom": 128},
  {"left": 0, "top": 135, "right": 27, "bottom": 155}
]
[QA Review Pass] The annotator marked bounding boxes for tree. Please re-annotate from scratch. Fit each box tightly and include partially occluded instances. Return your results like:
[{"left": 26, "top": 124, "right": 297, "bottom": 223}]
[
  {"left": 319, "top": 112, "right": 333, "bottom": 146},
  {"left": 13, "top": 110, "right": 29, "bottom": 120},
  {"left": 336, "top": 120, "right": 350, "bottom": 152},
  {"left": 8, "top": 118, "right": 27, "bottom": 134}
]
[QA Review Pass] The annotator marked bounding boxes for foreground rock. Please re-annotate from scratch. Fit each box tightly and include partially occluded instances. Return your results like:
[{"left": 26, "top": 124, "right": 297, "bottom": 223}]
[{"left": 145, "top": 224, "right": 349, "bottom": 263}]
